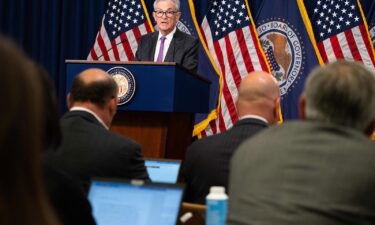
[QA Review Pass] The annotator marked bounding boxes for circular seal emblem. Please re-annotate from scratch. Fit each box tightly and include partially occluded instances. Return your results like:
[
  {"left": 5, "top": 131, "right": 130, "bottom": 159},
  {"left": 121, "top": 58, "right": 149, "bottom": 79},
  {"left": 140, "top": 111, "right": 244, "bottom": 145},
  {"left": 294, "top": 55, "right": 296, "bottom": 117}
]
[
  {"left": 107, "top": 66, "right": 136, "bottom": 105},
  {"left": 257, "top": 19, "right": 304, "bottom": 96}
]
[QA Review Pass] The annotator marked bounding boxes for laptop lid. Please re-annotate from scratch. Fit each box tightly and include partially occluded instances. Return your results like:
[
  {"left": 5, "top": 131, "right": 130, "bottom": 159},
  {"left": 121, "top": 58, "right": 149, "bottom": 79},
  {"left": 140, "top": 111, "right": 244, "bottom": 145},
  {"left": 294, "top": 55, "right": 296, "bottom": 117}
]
[
  {"left": 144, "top": 158, "right": 181, "bottom": 183},
  {"left": 88, "top": 178, "right": 184, "bottom": 225}
]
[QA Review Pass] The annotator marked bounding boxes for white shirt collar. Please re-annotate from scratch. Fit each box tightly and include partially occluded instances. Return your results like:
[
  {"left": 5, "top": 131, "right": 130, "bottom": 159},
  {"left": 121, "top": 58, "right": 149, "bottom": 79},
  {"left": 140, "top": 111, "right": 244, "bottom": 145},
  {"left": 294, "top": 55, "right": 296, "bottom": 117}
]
[
  {"left": 157, "top": 26, "right": 177, "bottom": 40},
  {"left": 239, "top": 114, "right": 268, "bottom": 124},
  {"left": 70, "top": 106, "right": 109, "bottom": 130}
]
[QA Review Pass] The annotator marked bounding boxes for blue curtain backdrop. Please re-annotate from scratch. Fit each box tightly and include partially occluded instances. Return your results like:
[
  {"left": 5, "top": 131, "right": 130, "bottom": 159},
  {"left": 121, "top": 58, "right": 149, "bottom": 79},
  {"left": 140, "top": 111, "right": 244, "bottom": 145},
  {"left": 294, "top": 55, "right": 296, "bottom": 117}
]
[{"left": 0, "top": 0, "right": 108, "bottom": 108}]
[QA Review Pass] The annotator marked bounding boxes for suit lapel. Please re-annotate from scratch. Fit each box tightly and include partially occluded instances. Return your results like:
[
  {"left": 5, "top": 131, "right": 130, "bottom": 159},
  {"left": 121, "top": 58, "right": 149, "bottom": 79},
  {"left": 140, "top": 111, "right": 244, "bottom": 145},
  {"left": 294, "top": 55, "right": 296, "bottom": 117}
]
[
  {"left": 147, "top": 32, "right": 159, "bottom": 61},
  {"left": 165, "top": 29, "right": 183, "bottom": 62}
]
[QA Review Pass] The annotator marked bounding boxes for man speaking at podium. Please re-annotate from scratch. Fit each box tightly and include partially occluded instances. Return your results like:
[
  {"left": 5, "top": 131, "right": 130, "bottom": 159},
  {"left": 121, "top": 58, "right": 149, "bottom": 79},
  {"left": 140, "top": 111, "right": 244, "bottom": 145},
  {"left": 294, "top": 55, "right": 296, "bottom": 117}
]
[{"left": 135, "top": 0, "right": 198, "bottom": 72}]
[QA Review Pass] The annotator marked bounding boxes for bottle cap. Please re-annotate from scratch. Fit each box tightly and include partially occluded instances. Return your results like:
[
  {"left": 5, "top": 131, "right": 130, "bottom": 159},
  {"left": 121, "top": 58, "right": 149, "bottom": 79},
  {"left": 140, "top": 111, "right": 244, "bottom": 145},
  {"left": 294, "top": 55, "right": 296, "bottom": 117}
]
[{"left": 210, "top": 186, "right": 225, "bottom": 194}]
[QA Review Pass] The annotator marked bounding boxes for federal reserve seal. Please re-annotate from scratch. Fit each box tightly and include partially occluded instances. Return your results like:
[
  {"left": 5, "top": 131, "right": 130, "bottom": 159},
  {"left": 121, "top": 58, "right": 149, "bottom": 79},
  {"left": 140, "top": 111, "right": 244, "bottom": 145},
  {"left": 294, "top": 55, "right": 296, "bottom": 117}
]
[
  {"left": 257, "top": 19, "right": 304, "bottom": 96},
  {"left": 107, "top": 67, "right": 136, "bottom": 105}
]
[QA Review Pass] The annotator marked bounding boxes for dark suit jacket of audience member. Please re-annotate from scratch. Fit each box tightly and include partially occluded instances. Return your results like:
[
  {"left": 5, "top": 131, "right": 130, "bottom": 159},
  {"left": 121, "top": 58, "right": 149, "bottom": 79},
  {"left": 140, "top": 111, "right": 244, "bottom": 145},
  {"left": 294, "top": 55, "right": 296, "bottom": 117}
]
[
  {"left": 135, "top": 29, "right": 199, "bottom": 72},
  {"left": 183, "top": 118, "right": 268, "bottom": 204},
  {"left": 228, "top": 121, "right": 375, "bottom": 225},
  {"left": 43, "top": 163, "right": 96, "bottom": 225},
  {"left": 46, "top": 110, "right": 149, "bottom": 192}
]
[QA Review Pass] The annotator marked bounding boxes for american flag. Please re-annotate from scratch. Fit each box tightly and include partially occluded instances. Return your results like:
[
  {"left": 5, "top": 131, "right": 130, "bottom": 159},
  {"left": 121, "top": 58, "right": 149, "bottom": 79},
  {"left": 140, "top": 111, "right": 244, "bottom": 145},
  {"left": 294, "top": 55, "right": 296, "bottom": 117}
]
[
  {"left": 303, "top": 0, "right": 375, "bottom": 69},
  {"left": 196, "top": 0, "right": 269, "bottom": 136},
  {"left": 88, "top": 0, "right": 152, "bottom": 61}
]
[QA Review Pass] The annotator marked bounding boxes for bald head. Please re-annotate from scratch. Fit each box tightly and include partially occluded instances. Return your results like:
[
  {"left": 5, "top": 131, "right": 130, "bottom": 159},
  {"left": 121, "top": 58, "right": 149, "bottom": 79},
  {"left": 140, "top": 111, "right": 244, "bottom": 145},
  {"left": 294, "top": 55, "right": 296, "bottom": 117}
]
[
  {"left": 237, "top": 71, "right": 280, "bottom": 124},
  {"left": 69, "top": 68, "right": 118, "bottom": 108},
  {"left": 78, "top": 68, "right": 112, "bottom": 84}
]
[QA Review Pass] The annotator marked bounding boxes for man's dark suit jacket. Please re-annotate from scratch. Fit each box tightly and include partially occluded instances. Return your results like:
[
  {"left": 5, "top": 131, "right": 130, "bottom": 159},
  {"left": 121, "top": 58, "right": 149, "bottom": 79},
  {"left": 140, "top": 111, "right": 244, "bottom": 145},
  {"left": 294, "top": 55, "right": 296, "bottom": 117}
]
[
  {"left": 135, "top": 29, "right": 199, "bottom": 72},
  {"left": 183, "top": 118, "right": 268, "bottom": 204},
  {"left": 46, "top": 110, "right": 149, "bottom": 191},
  {"left": 228, "top": 121, "right": 375, "bottom": 225},
  {"left": 43, "top": 163, "right": 96, "bottom": 225}
]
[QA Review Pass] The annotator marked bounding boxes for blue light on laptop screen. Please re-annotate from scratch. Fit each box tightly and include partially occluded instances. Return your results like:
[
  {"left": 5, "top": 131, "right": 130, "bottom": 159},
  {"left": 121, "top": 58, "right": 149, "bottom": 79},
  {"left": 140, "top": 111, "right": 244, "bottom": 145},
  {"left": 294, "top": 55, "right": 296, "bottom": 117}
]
[
  {"left": 88, "top": 181, "right": 183, "bottom": 225},
  {"left": 145, "top": 160, "right": 180, "bottom": 183}
]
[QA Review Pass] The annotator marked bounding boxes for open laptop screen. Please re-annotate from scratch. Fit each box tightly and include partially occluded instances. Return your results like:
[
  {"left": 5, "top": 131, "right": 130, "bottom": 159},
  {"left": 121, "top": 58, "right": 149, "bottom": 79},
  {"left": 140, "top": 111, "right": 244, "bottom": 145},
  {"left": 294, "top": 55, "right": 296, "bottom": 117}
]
[
  {"left": 88, "top": 178, "right": 184, "bottom": 225},
  {"left": 144, "top": 158, "right": 181, "bottom": 183}
]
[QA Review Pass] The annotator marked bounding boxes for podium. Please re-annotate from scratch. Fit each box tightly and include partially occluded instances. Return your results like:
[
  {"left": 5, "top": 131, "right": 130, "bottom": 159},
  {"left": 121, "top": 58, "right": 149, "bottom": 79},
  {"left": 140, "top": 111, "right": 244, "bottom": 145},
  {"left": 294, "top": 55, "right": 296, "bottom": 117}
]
[{"left": 65, "top": 60, "right": 210, "bottom": 159}]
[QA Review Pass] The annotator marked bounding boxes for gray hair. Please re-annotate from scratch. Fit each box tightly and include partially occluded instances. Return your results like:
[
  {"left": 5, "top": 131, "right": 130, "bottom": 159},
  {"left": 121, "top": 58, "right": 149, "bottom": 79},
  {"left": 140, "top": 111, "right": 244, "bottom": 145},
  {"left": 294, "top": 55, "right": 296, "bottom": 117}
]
[
  {"left": 153, "top": 0, "right": 180, "bottom": 11},
  {"left": 303, "top": 60, "right": 375, "bottom": 131}
]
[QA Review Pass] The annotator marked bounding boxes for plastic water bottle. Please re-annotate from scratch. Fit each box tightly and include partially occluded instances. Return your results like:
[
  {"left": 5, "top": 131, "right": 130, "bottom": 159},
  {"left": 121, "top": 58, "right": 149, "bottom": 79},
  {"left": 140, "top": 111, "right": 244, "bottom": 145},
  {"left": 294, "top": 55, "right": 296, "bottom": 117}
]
[{"left": 206, "top": 186, "right": 228, "bottom": 225}]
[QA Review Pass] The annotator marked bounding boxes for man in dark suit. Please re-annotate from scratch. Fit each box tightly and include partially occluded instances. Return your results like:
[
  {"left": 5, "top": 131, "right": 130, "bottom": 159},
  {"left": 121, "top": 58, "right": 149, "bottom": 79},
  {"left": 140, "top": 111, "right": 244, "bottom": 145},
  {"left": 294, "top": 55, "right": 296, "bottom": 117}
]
[
  {"left": 135, "top": 0, "right": 198, "bottom": 72},
  {"left": 183, "top": 71, "right": 280, "bottom": 204},
  {"left": 46, "top": 68, "right": 149, "bottom": 191},
  {"left": 228, "top": 61, "right": 375, "bottom": 225}
]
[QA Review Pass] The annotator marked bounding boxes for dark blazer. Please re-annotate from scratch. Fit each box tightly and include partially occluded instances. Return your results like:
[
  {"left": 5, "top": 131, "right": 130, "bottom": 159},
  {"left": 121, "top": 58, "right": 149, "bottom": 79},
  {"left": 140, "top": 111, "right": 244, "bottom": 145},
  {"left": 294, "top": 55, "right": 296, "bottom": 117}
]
[
  {"left": 135, "top": 29, "right": 199, "bottom": 72},
  {"left": 228, "top": 121, "right": 375, "bottom": 225},
  {"left": 46, "top": 110, "right": 149, "bottom": 191},
  {"left": 43, "top": 163, "right": 96, "bottom": 225},
  {"left": 183, "top": 118, "right": 268, "bottom": 204}
]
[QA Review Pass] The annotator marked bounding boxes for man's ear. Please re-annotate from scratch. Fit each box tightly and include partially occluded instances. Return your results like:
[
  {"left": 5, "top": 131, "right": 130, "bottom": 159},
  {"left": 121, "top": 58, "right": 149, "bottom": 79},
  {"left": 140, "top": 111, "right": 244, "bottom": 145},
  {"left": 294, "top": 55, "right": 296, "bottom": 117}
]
[
  {"left": 364, "top": 120, "right": 375, "bottom": 137},
  {"left": 109, "top": 97, "right": 118, "bottom": 116},
  {"left": 67, "top": 93, "right": 73, "bottom": 109},
  {"left": 298, "top": 95, "right": 306, "bottom": 120}
]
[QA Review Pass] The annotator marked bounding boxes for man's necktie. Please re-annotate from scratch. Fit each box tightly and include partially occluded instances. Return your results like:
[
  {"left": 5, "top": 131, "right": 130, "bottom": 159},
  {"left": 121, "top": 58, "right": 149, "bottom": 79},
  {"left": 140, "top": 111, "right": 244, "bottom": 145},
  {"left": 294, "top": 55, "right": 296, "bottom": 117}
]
[{"left": 156, "top": 36, "right": 166, "bottom": 62}]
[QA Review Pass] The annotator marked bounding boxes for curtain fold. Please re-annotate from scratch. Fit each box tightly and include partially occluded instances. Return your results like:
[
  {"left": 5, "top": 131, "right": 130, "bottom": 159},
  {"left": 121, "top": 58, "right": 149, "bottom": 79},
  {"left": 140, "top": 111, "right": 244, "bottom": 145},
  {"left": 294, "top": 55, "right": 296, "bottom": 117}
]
[{"left": 0, "top": 0, "right": 107, "bottom": 108}]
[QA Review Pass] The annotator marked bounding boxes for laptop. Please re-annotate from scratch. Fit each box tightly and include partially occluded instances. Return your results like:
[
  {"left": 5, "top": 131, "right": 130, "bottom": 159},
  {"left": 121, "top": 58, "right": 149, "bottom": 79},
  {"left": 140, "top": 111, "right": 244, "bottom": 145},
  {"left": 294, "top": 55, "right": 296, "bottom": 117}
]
[
  {"left": 88, "top": 178, "right": 184, "bottom": 225},
  {"left": 144, "top": 158, "right": 181, "bottom": 183}
]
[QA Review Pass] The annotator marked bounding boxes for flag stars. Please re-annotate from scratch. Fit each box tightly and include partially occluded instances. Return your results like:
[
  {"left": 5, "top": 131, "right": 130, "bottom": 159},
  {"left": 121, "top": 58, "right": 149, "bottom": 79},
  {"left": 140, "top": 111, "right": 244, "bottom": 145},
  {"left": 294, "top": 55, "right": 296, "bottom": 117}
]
[
  {"left": 345, "top": 20, "right": 350, "bottom": 25},
  {"left": 241, "top": 4, "right": 246, "bottom": 9},
  {"left": 131, "top": 0, "right": 136, "bottom": 5},
  {"left": 336, "top": 24, "right": 341, "bottom": 29},
  {"left": 354, "top": 16, "right": 359, "bottom": 22},
  {"left": 221, "top": 0, "right": 226, "bottom": 5},
  {"left": 137, "top": 4, "right": 141, "bottom": 9},
  {"left": 235, "top": 0, "right": 240, "bottom": 4},
  {"left": 348, "top": 13, "right": 353, "bottom": 18},
  {"left": 133, "top": 18, "right": 138, "bottom": 23},
  {"left": 341, "top": 8, "right": 347, "bottom": 14},
  {"left": 125, "top": 22, "right": 129, "bottom": 27}
]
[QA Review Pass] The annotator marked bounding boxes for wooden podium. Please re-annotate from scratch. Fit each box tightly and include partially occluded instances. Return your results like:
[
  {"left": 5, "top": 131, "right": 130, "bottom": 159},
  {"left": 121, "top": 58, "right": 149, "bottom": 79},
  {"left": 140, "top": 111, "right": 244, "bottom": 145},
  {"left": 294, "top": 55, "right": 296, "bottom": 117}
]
[{"left": 65, "top": 60, "right": 210, "bottom": 160}]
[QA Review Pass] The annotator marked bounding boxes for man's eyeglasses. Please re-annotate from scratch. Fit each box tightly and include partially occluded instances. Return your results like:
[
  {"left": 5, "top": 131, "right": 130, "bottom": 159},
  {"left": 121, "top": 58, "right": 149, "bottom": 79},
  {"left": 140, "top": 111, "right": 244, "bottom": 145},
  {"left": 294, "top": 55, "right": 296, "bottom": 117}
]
[{"left": 154, "top": 10, "right": 179, "bottom": 18}]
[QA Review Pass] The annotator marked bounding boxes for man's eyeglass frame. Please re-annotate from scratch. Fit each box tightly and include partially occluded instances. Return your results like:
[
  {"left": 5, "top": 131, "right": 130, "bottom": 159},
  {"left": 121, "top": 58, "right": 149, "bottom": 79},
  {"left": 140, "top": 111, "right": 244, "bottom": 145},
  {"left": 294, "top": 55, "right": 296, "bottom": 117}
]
[{"left": 154, "top": 10, "right": 179, "bottom": 18}]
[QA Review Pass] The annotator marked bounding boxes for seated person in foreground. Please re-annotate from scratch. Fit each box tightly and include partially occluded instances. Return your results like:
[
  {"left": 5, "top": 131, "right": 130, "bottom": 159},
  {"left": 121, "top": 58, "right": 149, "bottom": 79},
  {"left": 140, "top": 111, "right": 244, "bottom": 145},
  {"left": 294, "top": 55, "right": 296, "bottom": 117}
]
[
  {"left": 46, "top": 68, "right": 149, "bottom": 191},
  {"left": 183, "top": 71, "right": 280, "bottom": 204},
  {"left": 135, "top": 0, "right": 198, "bottom": 72},
  {"left": 227, "top": 60, "right": 375, "bottom": 225}
]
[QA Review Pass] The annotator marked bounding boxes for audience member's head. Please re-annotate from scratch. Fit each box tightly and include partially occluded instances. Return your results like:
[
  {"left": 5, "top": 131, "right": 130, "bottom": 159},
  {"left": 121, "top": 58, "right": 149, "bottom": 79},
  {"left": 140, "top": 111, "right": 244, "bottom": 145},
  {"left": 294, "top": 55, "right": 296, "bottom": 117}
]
[
  {"left": 0, "top": 37, "right": 60, "bottom": 225},
  {"left": 236, "top": 71, "right": 280, "bottom": 124},
  {"left": 299, "top": 60, "right": 375, "bottom": 136},
  {"left": 68, "top": 68, "right": 118, "bottom": 127}
]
